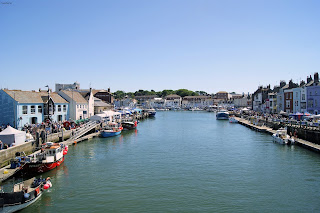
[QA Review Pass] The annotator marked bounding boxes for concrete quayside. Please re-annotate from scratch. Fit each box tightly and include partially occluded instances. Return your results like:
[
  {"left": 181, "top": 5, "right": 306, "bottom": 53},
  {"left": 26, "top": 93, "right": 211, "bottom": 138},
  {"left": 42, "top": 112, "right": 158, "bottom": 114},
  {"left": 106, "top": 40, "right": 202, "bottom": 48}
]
[{"left": 234, "top": 116, "right": 320, "bottom": 153}]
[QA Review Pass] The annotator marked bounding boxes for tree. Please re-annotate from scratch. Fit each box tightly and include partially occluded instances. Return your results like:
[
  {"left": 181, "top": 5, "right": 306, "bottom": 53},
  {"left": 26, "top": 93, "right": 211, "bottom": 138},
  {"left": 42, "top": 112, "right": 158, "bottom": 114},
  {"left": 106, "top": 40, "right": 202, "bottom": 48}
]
[
  {"left": 113, "top": 90, "right": 126, "bottom": 99},
  {"left": 161, "top": 90, "right": 175, "bottom": 97},
  {"left": 175, "top": 89, "right": 195, "bottom": 97}
]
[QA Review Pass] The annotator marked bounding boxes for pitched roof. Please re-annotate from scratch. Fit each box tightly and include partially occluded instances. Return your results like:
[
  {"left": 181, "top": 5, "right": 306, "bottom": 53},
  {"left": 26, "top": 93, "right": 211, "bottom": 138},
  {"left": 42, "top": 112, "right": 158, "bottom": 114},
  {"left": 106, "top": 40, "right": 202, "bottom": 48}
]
[
  {"left": 306, "top": 80, "right": 315, "bottom": 87},
  {"left": 59, "top": 90, "right": 88, "bottom": 103},
  {"left": 94, "top": 97, "right": 113, "bottom": 107},
  {"left": 216, "top": 91, "right": 228, "bottom": 94},
  {"left": 3, "top": 90, "right": 68, "bottom": 103},
  {"left": 165, "top": 94, "right": 181, "bottom": 98},
  {"left": 183, "top": 96, "right": 211, "bottom": 99}
]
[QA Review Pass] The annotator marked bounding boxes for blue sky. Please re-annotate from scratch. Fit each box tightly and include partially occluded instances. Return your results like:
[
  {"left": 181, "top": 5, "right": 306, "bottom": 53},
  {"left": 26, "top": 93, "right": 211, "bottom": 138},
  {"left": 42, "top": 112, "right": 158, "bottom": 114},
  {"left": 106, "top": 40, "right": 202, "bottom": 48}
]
[{"left": 1, "top": 0, "right": 319, "bottom": 94}]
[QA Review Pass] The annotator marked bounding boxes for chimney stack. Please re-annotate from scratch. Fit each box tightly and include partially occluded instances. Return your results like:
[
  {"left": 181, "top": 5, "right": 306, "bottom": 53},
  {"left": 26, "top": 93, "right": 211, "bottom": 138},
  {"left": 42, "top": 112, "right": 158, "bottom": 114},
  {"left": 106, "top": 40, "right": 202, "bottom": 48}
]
[
  {"left": 280, "top": 81, "right": 286, "bottom": 88},
  {"left": 314, "top": 72, "right": 319, "bottom": 83}
]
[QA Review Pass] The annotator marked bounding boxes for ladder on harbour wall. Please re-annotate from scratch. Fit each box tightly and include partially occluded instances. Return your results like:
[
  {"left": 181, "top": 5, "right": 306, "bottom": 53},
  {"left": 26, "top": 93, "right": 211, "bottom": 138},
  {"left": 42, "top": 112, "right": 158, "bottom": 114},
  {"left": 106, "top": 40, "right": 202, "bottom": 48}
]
[{"left": 63, "top": 121, "right": 99, "bottom": 145}]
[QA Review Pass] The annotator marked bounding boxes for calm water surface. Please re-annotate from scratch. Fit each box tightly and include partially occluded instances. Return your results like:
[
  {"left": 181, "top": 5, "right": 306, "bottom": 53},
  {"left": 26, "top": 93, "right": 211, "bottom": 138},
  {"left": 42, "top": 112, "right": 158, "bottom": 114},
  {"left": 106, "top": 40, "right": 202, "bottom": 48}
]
[{"left": 19, "top": 111, "right": 320, "bottom": 212}]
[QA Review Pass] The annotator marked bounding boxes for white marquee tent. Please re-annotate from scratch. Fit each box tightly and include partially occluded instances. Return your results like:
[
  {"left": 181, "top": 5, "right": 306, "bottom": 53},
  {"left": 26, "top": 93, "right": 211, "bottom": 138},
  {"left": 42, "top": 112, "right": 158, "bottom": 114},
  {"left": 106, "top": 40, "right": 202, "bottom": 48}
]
[{"left": 0, "top": 126, "right": 26, "bottom": 146}]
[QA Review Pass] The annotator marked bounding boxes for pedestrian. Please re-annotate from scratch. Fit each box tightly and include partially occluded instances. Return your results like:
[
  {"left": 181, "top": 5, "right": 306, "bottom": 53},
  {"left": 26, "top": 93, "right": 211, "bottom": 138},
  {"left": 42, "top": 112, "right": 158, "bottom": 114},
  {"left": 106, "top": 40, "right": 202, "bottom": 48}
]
[{"left": 0, "top": 140, "right": 3, "bottom": 150}]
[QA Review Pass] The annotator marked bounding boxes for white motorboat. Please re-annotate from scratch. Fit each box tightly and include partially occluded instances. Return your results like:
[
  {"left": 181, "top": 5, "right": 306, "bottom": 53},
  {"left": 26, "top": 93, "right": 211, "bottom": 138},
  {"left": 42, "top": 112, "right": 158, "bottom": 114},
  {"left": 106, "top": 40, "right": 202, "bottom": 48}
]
[
  {"left": 272, "top": 129, "right": 295, "bottom": 145},
  {"left": 216, "top": 110, "right": 229, "bottom": 120},
  {"left": 229, "top": 117, "right": 238, "bottom": 123}
]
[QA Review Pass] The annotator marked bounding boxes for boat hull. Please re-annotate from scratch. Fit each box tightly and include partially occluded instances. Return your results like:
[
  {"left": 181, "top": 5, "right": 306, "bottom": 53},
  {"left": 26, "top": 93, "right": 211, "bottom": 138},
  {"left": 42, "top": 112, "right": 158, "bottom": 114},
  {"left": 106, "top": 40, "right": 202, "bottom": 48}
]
[
  {"left": 272, "top": 134, "right": 295, "bottom": 145},
  {"left": 121, "top": 122, "right": 137, "bottom": 130},
  {"left": 1, "top": 191, "right": 43, "bottom": 213},
  {"left": 21, "top": 157, "right": 65, "bottom": 174},
  {"left": 216, "top": 113, "right": 229, "bottom": 120},
  {"left": 101, "top": 130, "right": 121, "bottom": 138},
  {"left": 148, "top": 112, "right": 156, "bottom": 117}
]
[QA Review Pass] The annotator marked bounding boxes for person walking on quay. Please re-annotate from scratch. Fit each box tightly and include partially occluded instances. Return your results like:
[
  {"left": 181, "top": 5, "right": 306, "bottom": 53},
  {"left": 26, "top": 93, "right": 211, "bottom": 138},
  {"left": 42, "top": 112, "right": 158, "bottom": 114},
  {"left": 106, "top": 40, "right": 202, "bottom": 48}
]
[{"left": 0, "top": 140, "right": 3, "bottom": 150}]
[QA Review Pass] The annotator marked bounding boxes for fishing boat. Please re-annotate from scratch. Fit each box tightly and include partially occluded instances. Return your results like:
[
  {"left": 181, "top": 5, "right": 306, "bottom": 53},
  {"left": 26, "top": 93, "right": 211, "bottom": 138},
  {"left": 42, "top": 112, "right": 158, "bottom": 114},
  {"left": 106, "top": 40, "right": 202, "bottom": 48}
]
[
  {"left": 121, "top": 121, "right": 138, "bottom": 130},
  {"left": 216, "top": 109, "right": 229, "bottom": 120},
  {"left": 17, "top": 142, "right": 68, "bottom": 174},
  {"left": 101, "top": 122, "right": 123, "bottom": 138},
  {"left": 229, "top": 116, "right": 238, "bottom": 123},
  {"left": 0, "top": 177, "right": 52, "bottom": 213},
  {"left": 272, "top": 128, "right": 295, "bottom": 145}
]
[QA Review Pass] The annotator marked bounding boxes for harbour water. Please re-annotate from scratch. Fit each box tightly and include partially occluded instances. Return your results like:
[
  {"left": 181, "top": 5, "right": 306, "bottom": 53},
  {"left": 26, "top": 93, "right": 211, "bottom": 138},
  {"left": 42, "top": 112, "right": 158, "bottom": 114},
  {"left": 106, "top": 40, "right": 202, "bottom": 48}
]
[{"left": 19, "top": 111, "right": 320, "bottom": 212}]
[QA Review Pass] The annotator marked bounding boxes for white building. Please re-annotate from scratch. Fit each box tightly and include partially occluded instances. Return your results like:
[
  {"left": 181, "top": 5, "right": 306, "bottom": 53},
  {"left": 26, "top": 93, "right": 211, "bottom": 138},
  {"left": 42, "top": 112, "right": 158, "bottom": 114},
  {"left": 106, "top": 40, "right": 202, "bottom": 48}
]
[
  {"left": 150, "top": 98, "right": 166, "bottom": 109},
  {"left": 234, "top": 96, "right": 252, "bottom": 108},
  {"left": 55, "top": 82, "right": 80, "bottom": 92},
  {"left": 182, "top": 96, "right": 213, "bottom": 109},
  {"left": 58, "top": 90, "right": 89, "bottom": 120},
  {"left": 165, "top": 95, "right": 181, "bottom": 109}
]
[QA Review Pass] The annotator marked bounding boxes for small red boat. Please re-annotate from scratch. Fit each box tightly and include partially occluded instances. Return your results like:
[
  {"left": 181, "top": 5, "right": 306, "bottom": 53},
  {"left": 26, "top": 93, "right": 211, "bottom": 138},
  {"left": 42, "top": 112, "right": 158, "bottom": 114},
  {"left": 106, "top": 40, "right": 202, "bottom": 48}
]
[{"left": 17, "top": 142, "right": 68, "bottom": 174}]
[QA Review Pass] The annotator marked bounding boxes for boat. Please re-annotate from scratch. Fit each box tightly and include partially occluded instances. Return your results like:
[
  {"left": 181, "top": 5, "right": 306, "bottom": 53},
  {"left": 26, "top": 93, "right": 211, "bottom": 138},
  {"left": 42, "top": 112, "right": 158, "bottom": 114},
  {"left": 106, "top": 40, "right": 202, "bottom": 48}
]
[
  {"left": 207, "top": 105, "right": 217, "bottom": 112},
  {"left": 146, "top": 109, "right": 156, "bottom": 117},
  {"left": 0, "top": 177, "right": 52, "bottom": 213},
  {"left": 229, "top": 116, "right": 238, "bottom": 123},
  {"left": 216, "top": 110, "right": 229, "bottom": 120},
  {"left": 189, "top": 107, "right": 203, "bottom": 111},
  {"left": 101, "top": 122, "right": 122, "bottom": 138},
  {"left": 272, "top": 128, "right": 295, "bottom": 145},
  {"left": 121, "top": 121, "right": 138, "bottom": 130},
  {"left": 17, "top": 142, "right": 68, "bottom": 174}
]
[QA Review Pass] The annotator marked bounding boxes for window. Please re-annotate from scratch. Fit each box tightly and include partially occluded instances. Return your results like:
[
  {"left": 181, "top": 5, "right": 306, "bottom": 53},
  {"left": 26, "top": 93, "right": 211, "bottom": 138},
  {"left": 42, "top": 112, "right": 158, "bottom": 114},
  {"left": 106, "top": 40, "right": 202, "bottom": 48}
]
[
  {"left": 302, "top": 94, "right": 305, "bottom": 100},
  {"left": 316, "top": 100, "right": 318, "bottom": 107},
  {"left": 31, "top": 106, "right": 35, "bottom": 114},
  {"left": 286, "top": 100, "right": 290, "bottom": 108},
  {"left": 58, "top": 105, "right": 61, "bottom": 112},
  {"left": 296, "top": 92, "right": 298, "bottom": 98},
  {"left": 310, "top": 92, "right": 312, "bottom": 96},
  {"left": 308, "top": 100, "right": 314, "bottom": 108},
  {"left": 290, "top": 93, "right": 292, "bottom": 99},
  {"left": 38, "top": 106, "right": 42, "bottom": 113},
  {"left": 22, "top": 106, "right": 27, "bottom": 114},
  {"left": 63, "top": 105, "right": 66, "bottom": 112}
]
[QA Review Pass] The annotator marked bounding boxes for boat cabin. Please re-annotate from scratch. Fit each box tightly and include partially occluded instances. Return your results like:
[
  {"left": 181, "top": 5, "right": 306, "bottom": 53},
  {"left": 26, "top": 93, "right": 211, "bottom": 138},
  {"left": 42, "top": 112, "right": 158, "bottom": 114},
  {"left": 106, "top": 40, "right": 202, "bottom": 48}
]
[{"left": 22, "top": 142, "right": 64, "bottom": 163}]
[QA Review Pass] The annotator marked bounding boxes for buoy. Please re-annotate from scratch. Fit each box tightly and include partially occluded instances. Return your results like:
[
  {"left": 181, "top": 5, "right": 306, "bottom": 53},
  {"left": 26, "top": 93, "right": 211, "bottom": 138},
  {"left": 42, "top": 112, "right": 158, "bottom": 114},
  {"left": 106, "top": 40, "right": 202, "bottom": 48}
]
[
  {"left": 43, "top": 184, "right": 50, "bottom": 189},
  {"left": 3, "top": 169, "right": 8, "bottom": 174}
]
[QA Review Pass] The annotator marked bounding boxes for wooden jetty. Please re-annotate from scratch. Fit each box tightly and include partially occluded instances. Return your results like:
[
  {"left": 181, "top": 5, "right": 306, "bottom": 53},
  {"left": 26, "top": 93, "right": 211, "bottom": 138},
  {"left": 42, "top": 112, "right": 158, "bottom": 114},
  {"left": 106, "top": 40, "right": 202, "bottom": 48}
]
[{"left": 234, "top": 117, "right": 320, "bottom": 153}]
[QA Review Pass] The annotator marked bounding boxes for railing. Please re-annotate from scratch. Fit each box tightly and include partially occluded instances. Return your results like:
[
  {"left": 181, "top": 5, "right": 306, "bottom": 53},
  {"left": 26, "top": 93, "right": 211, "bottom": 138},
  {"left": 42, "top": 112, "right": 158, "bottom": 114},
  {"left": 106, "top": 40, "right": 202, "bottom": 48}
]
[{"left": 68, "top": 121, "right": 98, "bottom": 141}]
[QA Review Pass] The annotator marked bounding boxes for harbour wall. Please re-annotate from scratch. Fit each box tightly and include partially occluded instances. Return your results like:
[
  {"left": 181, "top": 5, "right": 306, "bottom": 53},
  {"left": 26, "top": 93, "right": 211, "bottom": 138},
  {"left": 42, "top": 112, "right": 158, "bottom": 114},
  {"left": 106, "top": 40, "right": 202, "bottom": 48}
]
[{"left": 0, "top": 130, "right": 73, "bottom": 166}]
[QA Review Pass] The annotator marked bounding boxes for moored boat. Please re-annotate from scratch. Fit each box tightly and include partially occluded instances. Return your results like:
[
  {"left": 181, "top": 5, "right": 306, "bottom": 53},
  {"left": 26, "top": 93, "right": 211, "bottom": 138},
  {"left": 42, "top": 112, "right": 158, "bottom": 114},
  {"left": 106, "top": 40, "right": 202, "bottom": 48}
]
[
  {"left": 17, "top": 142, "right": 68, "bottom": 174},
  {"left": 272, "top": 128, "right": 295, "bottom": 145},
  {"left": 121, "top": 121, "right": 138, "bottom": 130},
  {"left": 0, "top": 177, "right": 52, "bottom": 213},
  {"left": 101, "top": 122, "right": 123, "bottom": 138},
  {"left": 216, "top": 110, "right": 229, "bottom": 120},
  {"left": 229, "top": 116, "right": 238, "bottom": 123},
  {"left": 147, "top": 109, "right": 156, "bottom": 117}
]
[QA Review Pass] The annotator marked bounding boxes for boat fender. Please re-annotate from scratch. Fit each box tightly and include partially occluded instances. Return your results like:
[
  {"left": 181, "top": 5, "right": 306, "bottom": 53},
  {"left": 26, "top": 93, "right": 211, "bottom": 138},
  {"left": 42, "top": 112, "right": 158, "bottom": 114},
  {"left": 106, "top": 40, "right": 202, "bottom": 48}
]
[
  {"left": 24, "top": 193, "right": 30, "bottom": 199},
  {"left": 43, "top": 184, "right": 50, "bottom": 190}
]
